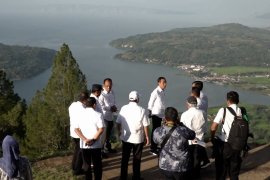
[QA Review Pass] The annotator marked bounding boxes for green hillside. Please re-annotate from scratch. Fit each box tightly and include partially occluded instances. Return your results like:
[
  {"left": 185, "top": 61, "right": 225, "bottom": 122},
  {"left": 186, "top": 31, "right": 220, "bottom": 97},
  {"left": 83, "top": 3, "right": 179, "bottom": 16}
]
[
  {"left": 110, "top": 23, "right": 270, "bottom": 67},
  {"left": 0, "top": 43, "right": 56, "bottom": 80}
]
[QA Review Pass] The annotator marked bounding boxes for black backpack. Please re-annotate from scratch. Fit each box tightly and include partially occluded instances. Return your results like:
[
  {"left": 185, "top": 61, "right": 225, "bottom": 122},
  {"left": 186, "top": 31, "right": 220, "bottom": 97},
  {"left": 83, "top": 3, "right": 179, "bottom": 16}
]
[{"left": 222, "top": 107, "right": 249, "bottom": 151}]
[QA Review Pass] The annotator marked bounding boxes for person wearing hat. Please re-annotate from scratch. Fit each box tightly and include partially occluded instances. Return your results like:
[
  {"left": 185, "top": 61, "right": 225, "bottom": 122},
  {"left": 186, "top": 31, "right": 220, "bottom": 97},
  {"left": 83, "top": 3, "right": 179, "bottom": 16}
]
[
  {"left": 116, "top": 91, "right": 150, "bottom": 180},
  {"left": 180, "top": 96, "right": 206, "bottom": 179}
]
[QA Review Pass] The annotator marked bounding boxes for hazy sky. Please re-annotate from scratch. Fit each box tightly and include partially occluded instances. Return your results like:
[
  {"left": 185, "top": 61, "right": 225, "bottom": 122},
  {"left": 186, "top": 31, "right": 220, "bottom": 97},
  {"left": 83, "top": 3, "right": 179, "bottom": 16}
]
[{"left": 1, "top": 0, "right": 270, "bottom": 27}]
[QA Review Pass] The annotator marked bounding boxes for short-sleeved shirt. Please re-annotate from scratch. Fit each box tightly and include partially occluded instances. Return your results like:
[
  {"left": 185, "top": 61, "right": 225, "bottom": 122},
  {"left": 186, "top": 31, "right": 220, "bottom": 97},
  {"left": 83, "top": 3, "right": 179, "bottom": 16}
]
[
  {"left": 99, "top": 90, "right": 116, "bottom": 121},
  {"left": 153, "top": 125, "right": 195, "bottom": 172},
  {"left": 148, "top": 86, "right": 166, "bottom": 118},
  {"left": 213, "top": 104, "right": 242, "bottom": 142},
  {"left": 68, "top": 101, "right": 85, "bottom": 138},
  {"left": 116, "top": 102, "right": 150, "bottom": 144},
  {"left": 77, "top": 108, "right": 105, "bottom": 149},
  {"left": 180, "top": 107, "right": 206, "bottom": 141}
]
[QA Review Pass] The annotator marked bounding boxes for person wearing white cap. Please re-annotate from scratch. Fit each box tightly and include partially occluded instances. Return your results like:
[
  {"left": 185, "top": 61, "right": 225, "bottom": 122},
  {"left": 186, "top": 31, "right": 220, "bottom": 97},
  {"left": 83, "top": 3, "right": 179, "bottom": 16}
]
[{"left": 116, "top": 91, "right": 150, "bottom": 180}]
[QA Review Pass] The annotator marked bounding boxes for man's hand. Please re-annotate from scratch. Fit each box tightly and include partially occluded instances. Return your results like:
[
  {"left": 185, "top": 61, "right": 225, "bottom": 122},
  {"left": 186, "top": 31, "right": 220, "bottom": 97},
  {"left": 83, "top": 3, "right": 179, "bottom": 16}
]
[{"left": 145, "top": 136, "right": 150, "bottom": 146}]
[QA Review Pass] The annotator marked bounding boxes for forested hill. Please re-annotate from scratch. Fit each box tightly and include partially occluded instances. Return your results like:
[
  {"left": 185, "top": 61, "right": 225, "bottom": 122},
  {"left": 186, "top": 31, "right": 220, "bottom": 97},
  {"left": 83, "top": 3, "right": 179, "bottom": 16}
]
[
  {"left": 110, "top": 23, "right": 270, "bottom": 67},
  {"left": 0, "top": 43, "right": 56, "bottom": 80}
]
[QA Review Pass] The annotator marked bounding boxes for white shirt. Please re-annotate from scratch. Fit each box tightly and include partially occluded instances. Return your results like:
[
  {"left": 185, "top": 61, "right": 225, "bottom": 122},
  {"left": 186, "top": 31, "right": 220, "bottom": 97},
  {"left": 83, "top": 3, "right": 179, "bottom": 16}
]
[
  {"left": 78, "top": 108, "right": 105, "bottom": 149},
  {"left": 90, "top": 94, "right": 103, "bottom": 115},
  {"left": 99, "top": 90, "right": 116, "bottom": 121},
  {"left": 68, "top": 101, "right": 85, "bottom": 138},
  {"left": 148, "top": 86, "right": 166, "bottom": 118},
  {"left": 213, "top": 104, "right": 242, "bottom": 142},
  {"left": 196, "top": 97, "right": 208, "bottom": 121},
  {"left": 180, "top": 107, "right": 206, "bottom": 141},
  {"left": 116, "top": 102, "right": 150, "bottom": 144}
]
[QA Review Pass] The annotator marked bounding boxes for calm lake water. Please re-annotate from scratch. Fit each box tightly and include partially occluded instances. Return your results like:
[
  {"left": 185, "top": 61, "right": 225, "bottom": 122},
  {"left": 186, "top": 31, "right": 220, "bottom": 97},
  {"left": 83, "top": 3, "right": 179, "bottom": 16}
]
[{"left": 0, "top": 8, "right": 269, "bottom": 111}]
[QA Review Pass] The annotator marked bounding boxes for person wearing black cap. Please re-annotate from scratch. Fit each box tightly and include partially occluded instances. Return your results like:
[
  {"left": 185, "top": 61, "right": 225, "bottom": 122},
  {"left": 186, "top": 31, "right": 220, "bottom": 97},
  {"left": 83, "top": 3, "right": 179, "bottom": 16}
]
[
  {"left": 116, "top": 91, "right": 150, "bottom": 180},
  {"left": 180, "top": 96, "right": 206, "bottom": 179}
]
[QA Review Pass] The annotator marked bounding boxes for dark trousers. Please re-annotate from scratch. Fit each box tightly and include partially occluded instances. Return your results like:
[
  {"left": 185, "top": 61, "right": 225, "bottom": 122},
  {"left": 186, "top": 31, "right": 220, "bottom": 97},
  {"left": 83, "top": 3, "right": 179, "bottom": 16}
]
[
  {"left": 214, "top": 141, "right": 242, "bottom": 180},
  {"left": 105, "top": 120, "right": 114, "bottom": 150},
  {"left": 160, "top": 169, "right": 190, "bottom": 180},
  {"left": 150, "top": 115, "right": 162, "bottom": 150},
  {"left": 82, "top": 148, "right": 102, "bottom": 180},
  {"left": 189, "top": 145, "right": 205, "bottom": 179},
  {"left": 120, "top": 141, "right": 144, "bottom": 180},
  {"left": 72, "top": 138, "right": 83, "bottom": 175}
]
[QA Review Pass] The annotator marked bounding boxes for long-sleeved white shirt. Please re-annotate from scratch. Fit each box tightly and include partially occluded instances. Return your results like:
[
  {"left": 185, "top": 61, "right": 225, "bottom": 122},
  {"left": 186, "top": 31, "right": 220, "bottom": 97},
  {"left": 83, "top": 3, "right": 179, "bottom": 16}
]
[
  {"left": 180, "top": 107, "right": 206, "bottom": 141},
  {"left": 68, "top": 101, "right": 85, "bottom": 138},
  {"left": 99, "top": 90, "right": 116, "bottom": 121},
  {"left": 90, "top": 94, "right": 103, "bottom": 115},
  {"left": 148, "top": 86, "right": 166, "bottom": 118}
]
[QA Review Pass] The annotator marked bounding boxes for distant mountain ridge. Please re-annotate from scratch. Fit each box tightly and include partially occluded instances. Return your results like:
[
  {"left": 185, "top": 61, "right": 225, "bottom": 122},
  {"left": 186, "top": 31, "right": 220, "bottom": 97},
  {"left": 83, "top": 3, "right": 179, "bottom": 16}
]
[
  {"left": 0, "top": 43, "right": 56, "bottom": 80},
  {"left": 110, "top": 23, "right": 270, "bottom": 67}
]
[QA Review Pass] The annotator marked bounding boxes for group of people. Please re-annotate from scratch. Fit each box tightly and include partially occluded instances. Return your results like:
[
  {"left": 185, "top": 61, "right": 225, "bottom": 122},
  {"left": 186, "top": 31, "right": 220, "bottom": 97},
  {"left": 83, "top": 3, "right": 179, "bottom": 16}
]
[{"left": 69, "top": 77, "right": 248, "bottom": 180}]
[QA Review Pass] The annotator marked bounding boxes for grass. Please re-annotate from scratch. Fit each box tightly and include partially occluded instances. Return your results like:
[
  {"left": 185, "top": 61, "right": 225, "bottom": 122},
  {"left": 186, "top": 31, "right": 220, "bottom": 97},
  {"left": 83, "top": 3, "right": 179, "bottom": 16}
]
[{"left": 209, "top": 66, "right": 269, "bottom": 75}]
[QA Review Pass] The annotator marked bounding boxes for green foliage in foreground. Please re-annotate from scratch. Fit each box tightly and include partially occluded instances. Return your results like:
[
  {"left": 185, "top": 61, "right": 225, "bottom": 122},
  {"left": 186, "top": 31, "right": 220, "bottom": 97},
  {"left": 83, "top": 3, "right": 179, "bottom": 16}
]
[
  {"left": 208, "top": 104, "right": 270, "bottom": 144},
  {"left": 0, "top": 43, "right": 56, "bottom": 80},
  {"left": 0, "top": 70, "right": 27, "bottom": 140},
  {"left": 23, "top": 44, "right": 87, "bottom": 159}
]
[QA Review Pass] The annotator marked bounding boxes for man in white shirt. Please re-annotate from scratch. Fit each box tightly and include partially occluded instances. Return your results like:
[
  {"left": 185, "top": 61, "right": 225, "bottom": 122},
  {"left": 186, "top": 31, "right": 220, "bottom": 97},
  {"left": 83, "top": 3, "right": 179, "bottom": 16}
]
[
  {"left": 116, "top": 91, "right": 150, "bottom": 180},
  {"left": 192, "top": 81, "right": 208, "bottom": 109},
  {"left": 180, "top": 96, "right": 206, "bottom": 179},
  {"left": 75, "top": 97, "right": 105, "bottom": 180},
  {"left": 90, "top": 84, "right": 103, "bottom": 114},
  {"left": 68, "top": 91, "right": 89, "bottom": 175},
  {"left": 210, "top": 91, "right": 243, "bottom": 180},
  {"left": 99, "top": 78, "right": 118, "bottom": 153},
  {"left": 148, "top": 77, "right": 167, "bottom": 155}
]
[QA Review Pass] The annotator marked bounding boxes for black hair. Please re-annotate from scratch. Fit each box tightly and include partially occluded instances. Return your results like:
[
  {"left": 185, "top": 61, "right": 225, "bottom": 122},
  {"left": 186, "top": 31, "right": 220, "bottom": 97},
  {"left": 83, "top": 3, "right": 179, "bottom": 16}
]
[
  {"left": 191, "top": 87, "right": 201, "bottom": 97},
  {"left": 227, "top": 91, "right": 239, "bottom": 104},
  {"left": 85, "top": 97, "right": 96, "bottom": 108},
  {"left": 78, "top": 91, "right": 90, "bottom": 102},
  {"left": 157, "top": 77, "right": 166, "bottom": 83},
  {"left": 165, "top": 107, "right": 179, "bottom": 124},
  {"left": 91, "top": 84, "right": 102, "bottom": 93},
  {"left": 103, "top": 78, "right": 112, "bottom": 84},
  {"left": 192, "top": 81, "right": 203, "bottom": 91}
]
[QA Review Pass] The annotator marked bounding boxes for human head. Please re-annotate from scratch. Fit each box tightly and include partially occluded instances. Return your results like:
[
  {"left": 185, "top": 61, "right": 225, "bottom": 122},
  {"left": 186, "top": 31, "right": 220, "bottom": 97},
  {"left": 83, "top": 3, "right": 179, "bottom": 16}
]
[
  {"left": 78, "top": 91, "right": 89, "bottom": 104},
  {"left": 103, "top": 78, "right": 113, "bottom": 93},
  {"left": 91, "top": 84, "right": 102, "bottom": 97},
  {"left": 85, "top": 97, "right": 96, "bottom": 109},
  {"left": 226, "top": 91, "right": 239, "bottom": 105},
  {"left": 192, "top": 81, "right": 203, "bottom": 91},
  {"left": 164, "top": 107, "right": 179, "bottom": 124},
  {"left": 129, "top": 91, "right": 139, "bottom": 103},
  {"left": 157, "top": 77, "right": 167, "bottom": 90},
  {"left": 1, "top": 135, "right": 20, "bottom": 178},
  {"left": 191, "top": 87, "right": 200, "bottom": 98},
  {"left": 186, "top": 96, "right": 197, "bottom": 108}
]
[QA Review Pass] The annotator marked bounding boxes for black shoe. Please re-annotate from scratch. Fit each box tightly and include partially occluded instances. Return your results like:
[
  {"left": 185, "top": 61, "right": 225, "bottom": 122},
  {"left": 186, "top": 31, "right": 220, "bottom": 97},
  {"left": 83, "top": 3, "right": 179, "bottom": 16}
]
[
  {"left": 150, "top": 149, "right": 159, "bottom": 156},
  {"left": 200, "top": 160, "right": 211, "bottom": 168}
]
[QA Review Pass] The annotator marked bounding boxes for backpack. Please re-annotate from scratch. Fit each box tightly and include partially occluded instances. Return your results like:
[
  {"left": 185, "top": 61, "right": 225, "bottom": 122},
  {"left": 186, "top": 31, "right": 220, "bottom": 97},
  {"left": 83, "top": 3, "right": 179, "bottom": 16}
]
[{"left": 222, "top": 107, "right": 249, "bottom": 151}]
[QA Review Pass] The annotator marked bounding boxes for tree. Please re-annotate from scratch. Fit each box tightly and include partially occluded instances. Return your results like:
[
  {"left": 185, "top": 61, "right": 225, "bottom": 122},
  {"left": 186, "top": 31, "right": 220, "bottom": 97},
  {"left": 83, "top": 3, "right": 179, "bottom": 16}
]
[
  {"left": 0, "top": 70, "right": 26, "bottom": 140},
  {"left": 24, "top": 44, "right": 87, "bottom": 158}
]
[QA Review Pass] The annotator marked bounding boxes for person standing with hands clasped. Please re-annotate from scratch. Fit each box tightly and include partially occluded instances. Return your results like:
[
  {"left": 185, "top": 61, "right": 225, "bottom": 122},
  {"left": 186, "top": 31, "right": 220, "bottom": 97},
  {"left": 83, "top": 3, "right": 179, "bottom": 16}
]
[
  {"left": 153, "top": 107, "right": 195, "bottom": 180},
  {"left": 148, "top": 77, "right": 167, "bottom": 156},
  {"left": 116, "top": 91, "right": 150, "bottom": 180},
  {"left": 75, "top": 97, "right": 105, "bottom": 180}
]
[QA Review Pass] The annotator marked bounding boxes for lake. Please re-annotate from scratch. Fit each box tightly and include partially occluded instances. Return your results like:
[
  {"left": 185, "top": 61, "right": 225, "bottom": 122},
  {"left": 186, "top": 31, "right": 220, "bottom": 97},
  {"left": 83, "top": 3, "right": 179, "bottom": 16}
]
[{"left": 0, "top": 5, "right": 269, "bottom": 111}]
